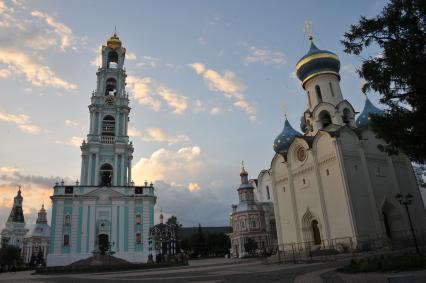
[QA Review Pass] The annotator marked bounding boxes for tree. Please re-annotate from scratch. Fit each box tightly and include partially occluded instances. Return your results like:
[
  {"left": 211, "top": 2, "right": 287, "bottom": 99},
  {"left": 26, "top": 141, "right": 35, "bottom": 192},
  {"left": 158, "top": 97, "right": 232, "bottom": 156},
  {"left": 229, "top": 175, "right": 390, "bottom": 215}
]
[
  {"left": 192, "top": 224, "right": 206, "bottom": 257},
  {"left": 342, "top": 0, "right": 426, "bottom": 163},
  {"left": 244, "top": 238, "right": 258, "bottom": 257},
  {"left": 0, "top": 246, "right": 23, "bottom": 266}
]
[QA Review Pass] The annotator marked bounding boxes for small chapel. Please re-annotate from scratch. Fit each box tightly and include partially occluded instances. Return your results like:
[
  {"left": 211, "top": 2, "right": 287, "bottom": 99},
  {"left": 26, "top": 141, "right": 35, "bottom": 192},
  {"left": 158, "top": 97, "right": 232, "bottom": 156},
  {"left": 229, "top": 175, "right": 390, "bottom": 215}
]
[
  {"left": 270, "top": 34, "right": 426, "bottom": 250},
  {"left": 46, "top": 33, "right": 157, "bottom": 266}
]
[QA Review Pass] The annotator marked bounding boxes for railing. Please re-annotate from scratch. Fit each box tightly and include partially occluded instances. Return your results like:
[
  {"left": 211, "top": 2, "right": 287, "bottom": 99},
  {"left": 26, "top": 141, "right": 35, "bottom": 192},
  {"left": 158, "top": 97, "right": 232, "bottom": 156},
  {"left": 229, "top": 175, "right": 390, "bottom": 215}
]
[{"left": 101, "top": 135, "right": 115, "bottom": 144}]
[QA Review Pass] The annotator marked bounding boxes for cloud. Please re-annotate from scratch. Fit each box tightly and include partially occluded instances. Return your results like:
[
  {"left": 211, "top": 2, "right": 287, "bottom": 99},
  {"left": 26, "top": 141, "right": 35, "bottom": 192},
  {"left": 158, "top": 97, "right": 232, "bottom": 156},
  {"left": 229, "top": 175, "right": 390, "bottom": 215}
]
[
  {"left": 244, "top": 46, "right": 286, "bottom": 66},
  {"left": 64, "top": 119, "right": 78, "bottom": 128},
  {"left": 189, "top": 62, "right": 256, "bottom": 121},
  {"left": 55, "top": 136, "right": 83, "bottom": 148},
  {"left": 136, "top": 56, "right": 175, "bottom": 70},
  {"left": 128, "top": 125, "right": 143, "bottom": 137},
  {"left": 30, "top": 10, "right": 74, "bottom": 51},
  {"left": 126, "top": 52, "right": 137, "bottom": 60},
  {"left": 188, "top": 182, "right": 200, "bottom": 192},
  {"left": 342, "top": 64, "right": 357, "bottom": 74},
  {"left": 210, "top": 106, "right": 222, "bottom": 115},
  {"left": 132, "top": 146, "right": 203, "bottom": 183},
  {"left": 127, "top": 75, "right": 187, "bottom": 114},
  {"left": 139, "top": 127, "right": 190, "bottom": 145},
  {"left": 0, "top": 110, "right": 43, "bottom": 134},
  {"left": 0, "top": 1, "right": 78, "bottom": 90},
  {"left": 0, "top": 166, "right": 19, "bottom": 173}
]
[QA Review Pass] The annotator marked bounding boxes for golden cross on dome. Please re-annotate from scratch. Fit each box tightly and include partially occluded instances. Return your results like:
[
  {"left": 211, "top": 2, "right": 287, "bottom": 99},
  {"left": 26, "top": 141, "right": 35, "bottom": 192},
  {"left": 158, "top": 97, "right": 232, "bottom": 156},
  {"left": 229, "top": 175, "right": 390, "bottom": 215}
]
[
  {"left": 281, "top": 102, "right": 287, "bottom": 119},
  {"left": 114, "top": 25, "right": 117, "bottom": 36},
  {"left": 304, "top": 20, "right": 313, "bottom": 42}
]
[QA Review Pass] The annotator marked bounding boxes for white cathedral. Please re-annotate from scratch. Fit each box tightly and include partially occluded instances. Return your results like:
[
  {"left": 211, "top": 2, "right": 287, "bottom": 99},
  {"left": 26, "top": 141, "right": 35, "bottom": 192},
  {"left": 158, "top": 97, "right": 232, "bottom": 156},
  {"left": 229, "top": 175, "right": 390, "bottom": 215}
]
[
  {"left": 46, "top": 33, "right": 156, "bottom": 266},
  {"left": 270, "top": 36, "right": 426, "bottom": 250}
]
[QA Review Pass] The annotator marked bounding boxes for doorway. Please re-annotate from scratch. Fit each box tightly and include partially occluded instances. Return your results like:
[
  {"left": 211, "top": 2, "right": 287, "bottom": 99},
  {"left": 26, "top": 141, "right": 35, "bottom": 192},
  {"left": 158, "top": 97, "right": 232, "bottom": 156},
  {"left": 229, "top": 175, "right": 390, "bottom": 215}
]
[
  {"left": 98, "top": 234, "right": 109, "bottom": 255},
  {"left": 311, "top": 220, "right": 321, "bottom": 245}
]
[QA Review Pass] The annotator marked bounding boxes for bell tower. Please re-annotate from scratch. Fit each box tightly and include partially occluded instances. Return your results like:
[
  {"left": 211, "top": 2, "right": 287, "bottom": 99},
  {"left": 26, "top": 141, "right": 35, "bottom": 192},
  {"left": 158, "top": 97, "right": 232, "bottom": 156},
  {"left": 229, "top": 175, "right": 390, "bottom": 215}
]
[{"left": 80, "top": 32, "right": 133, "bottom": 187}]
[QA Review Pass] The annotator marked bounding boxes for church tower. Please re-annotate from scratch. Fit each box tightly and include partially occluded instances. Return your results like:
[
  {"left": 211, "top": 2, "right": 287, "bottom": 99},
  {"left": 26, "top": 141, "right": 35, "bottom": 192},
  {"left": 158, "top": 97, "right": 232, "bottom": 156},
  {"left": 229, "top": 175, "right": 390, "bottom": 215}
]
[
  {"left": 296, "top": 36, "right": 356, "bottom": 136},
  {"left": 47, "top": 33, "right": 156, "bottom": 267},
  {"left": 80, "top": 32, "right": 133, "bottom": 187}
]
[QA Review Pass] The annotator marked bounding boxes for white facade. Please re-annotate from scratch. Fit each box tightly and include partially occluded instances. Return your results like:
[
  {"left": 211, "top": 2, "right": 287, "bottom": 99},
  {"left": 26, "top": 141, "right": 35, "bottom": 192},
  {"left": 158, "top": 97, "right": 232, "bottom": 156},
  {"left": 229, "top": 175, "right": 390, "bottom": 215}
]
[
  {"left": 1, "top": 188, "right": 28, "bottom": 250},
  {"left": 23, "top": 205, "right": 50, "bottom": 265},
  {"left": 46, "top": 34, "right": 156, "bottom": 267},
  {"left": 271, "top": 39, "right": 426, "bottom": 250}
]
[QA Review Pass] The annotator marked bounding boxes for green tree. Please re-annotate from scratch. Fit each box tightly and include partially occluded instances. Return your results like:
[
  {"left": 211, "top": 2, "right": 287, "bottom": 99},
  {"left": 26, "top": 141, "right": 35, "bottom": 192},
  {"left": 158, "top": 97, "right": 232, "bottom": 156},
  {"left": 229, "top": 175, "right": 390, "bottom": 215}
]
[
  {"left": 342, "top": 0, "right": 426, "bottom": 163},
  {"left": 0, "top": 246, "right": 23, "bottom": 266},
  {"left": 192, "top": 224, "right": 206, "bottom": 257},
  {"left": 244, "top": 238, "right": 258, "bottom": 257}
]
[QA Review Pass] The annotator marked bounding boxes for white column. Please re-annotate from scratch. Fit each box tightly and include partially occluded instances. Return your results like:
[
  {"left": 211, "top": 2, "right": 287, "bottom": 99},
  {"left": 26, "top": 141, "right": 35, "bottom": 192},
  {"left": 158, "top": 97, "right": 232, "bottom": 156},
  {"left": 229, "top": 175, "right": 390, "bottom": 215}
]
[
  {"left": 88, "top": 204, "right": 96, "bottom": 252},
  {"left": 119, "top": 206, "right": 125, "bottom": 252},
  {"left": 128, "top": 156, "right": 132, "bottom": 185},
  {"left": 70, "top": 200, "right": 79, "bottom": 254},
  {"left": 81, "top": 204, "right": 88, "bottom": 253},
  {"left": 287, "top": 161, "right": 302, "bottom": 242},
  {"left": 111, "top": 202, "right": 118, "bottom": 253},
  {"left": 312, "top": 149, "right": 332, "bottom": 240},
  {"left": 120, "top": 155, "right": 125, "bottom": 186},
  {"left": 128, "top": 201, "right": 135, "bottom": 252},
  {"left": 142, "top": 199, "right": 150, "bottom": 251},
  {"left": 54, "top": 200, "right": 64, "bottom": 254},
  {"left": 113, "top": 154, "right": 118, "bottom": 186},
  {"left": 97, "top": 112, "right": 102, "bottom": 135},
  {"left": 94, "top": 154, "right": 99, "bottom": 186},
  {"left": 88, "top": 154, "right": 93, "bottom": 186}
]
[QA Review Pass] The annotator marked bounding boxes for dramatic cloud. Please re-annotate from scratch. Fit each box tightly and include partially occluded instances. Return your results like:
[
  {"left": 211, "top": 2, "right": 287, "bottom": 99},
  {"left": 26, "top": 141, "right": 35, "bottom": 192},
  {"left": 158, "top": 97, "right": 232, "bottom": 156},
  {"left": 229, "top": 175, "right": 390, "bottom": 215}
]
[
  {"left": 127, "top": 75, "right": 187, "bottom": 114},
  {"left": 244, "top": 46, "right": 286, "bottom": 66},
  {"left": 189, "top": 62, "right": 256, "bottom": 121},
  {"left": 0, "top": 110, "right": 42, "bottom": 134},
  {"left": 132, "top": 146, "right": 203, "bottom": 184},
  {"left": 0, "top": 166, "right": 18, "bottom": 173},
  {"left": 64, "top": 119, "right": 78, "bottom": 128},
  {"left": 140, "top": 127, "right": 190, "bottom": 145},
  {"left": 126, "top": 52, "right": 137, "bottom": 60},
  {"left": 188, "top": 182, "right": 200, "bottom": 192},
  {"left": 0, "top": 1, "right": 78, "bottom": 90}
]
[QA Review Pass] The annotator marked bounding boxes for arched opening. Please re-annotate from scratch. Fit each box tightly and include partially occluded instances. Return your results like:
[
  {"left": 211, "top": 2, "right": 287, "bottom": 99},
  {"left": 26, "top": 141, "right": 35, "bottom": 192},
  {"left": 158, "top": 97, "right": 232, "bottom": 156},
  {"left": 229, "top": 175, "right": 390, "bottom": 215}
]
[
  {"left": 319, "top": 110, "right": 332, "bottom": 128},
  {"left": 107, "top": 51, "right": 118, "bottom": 68},
  {"left": 315, "top": 85, "right": 323, "bottom": 103},
  {"left": 100, "top": 163, "right": 113, "bottom": 187},
  {"left": 98, "top": 234, "right": 109, "bottom": 255},
  {"left": 311, "top": 220, "right": 321, "bottom": 245},
  {"left": 383, "top": 211, "right": 392, "bottom": 238},
  {"left": 102, "top": 115, "right": 115, "bottom": 136},
  {"left": 382, "top": 201, "right": 403, "bottom": 239},
  {"left": 342, "top": 108, "right": 351, "bottom": 124},
  {"left": 105, "top": 78, "right": 117, "bottom": 96}
]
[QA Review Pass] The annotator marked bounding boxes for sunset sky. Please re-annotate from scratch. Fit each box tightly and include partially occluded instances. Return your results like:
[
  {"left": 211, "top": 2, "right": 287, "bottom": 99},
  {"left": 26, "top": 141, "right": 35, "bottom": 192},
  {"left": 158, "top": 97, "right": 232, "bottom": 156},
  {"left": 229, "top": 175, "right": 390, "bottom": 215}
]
[{"left": 0, "top": 0, "right": 387, "bottom": 228}]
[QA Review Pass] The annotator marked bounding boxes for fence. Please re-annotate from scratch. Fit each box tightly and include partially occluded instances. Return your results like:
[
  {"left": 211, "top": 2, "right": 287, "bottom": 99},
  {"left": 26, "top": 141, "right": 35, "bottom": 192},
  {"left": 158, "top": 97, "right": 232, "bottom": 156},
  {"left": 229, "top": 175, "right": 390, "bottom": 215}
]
[{"left": 265, "top": 230, "right": 426, "bottom": 264}]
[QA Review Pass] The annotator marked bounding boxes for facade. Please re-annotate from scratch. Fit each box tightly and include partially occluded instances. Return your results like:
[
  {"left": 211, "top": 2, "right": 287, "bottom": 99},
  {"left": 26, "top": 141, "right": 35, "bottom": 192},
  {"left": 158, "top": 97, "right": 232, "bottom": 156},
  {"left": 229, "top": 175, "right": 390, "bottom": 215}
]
[
  {"left": 23, "top": 205, "right": 50, "bottom": 265},
  {"left": 270, "top": 37, "right": 426, "bottom": 250},
  {"left": 229, "top": 164, "right": 277, "bottom": 258},
  {"left": 46, "top": 33, "right": 156, "bottom": 266},
  {"left": 0, "top": 187, "right": 28, "bottom": 250},
  {"left": 149, "top": 212, "right": 177, "bottom": 261}
]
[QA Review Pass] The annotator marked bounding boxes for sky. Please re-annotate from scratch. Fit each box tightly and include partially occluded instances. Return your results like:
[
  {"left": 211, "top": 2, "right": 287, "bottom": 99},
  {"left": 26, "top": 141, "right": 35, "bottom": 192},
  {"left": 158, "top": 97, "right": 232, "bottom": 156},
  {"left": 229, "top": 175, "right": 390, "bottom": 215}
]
[{"left": 0, "top": 0, "right": 389, "bottom": 229}]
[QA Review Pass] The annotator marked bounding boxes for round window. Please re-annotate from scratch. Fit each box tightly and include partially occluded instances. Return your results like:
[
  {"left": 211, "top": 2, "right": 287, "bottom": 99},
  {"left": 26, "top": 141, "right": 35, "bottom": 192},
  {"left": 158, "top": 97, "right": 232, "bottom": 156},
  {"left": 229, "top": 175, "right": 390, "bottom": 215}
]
[{"left": 296, "top": 147, "right": 306, "bottom": 162}]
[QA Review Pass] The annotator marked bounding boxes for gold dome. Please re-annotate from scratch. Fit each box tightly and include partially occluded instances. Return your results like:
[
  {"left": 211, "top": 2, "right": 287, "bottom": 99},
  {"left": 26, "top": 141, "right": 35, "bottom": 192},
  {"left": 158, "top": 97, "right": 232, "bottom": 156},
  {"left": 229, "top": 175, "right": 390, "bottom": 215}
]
[
  {"left": 107, "top": 32, "right": 122, "bottom": 49},
  {"left": 39, "top": 204, "right": 46, "bottom": 213}
]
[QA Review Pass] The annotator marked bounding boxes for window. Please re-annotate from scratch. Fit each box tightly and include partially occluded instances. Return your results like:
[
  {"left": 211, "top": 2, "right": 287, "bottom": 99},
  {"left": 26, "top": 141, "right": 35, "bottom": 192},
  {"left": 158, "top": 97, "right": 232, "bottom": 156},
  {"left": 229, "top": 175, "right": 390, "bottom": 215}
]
[
  {"left": 251, "top": 220, "right": 256, "bottom": 228},
  {"left": 99, "top": 163, "right": 113, "bottom": 187},
  {"left": 136, "top": 233, "right": 142, "bottom": 244},
  {"left": 315, "top": 85, "right": 323, "bottom": 103},
  {"left": 307, "top": 91, "right": 312, "bottom": 108},
  {"left": 329, "top": 82, "right": 335, "bottom": 97},
  {"left": 342, "top": 108, "right": 351, "bottom": 124},
  {"left": 136, "top": 214, "right": 141, "bottom": 225},
  {"left": 266, "top": 186, "right": 270, "bottom": 200},
  {"left": 107, "top": 51, "right": 118, "bottom": 68},
  {"left": 102, "top": 116, "right": 115, "bottom": 136},
  {"left": 64, "top": 215, "right": 71, "bottom": 226},
  {"left": 283, "top": 186, "right": 286, "bottom": 192},
  {"left": 354, "top": 164, "right": 358, "bottom": 171},
  {"left": 63, "top": 234, "right": 69, "bottom": 246},
  {"left": 326, "top": 169, "right": 330, "bottom": 176},
  {"left": 105, "top": 78, "right": 117, "bottom": 96},
  {"left": 319, "top": 110, "right": 332, "bottom": 128},
  {"left": 65, "top": 186, "right": 73, "bottom": 194},
  {"left": 303, "top": 178, "right": 306, "bottom": 185}
]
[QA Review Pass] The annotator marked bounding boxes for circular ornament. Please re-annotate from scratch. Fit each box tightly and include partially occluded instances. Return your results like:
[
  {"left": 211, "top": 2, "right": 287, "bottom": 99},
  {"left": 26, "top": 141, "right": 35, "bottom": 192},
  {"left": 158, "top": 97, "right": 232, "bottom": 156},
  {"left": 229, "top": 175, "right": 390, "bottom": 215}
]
[{"left": 296, "top": 147, "right": 307, "bottom": 162}]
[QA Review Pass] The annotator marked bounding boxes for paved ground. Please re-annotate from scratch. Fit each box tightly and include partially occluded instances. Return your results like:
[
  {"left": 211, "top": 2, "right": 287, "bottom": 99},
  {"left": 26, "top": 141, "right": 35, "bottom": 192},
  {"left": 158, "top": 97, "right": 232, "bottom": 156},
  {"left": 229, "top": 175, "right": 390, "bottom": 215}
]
[
  {"left": 1, "top": 258, "right": 425, "bottom": 283},
  {"left": 0, "top": 258, "right": 343, "bottom": 283}
]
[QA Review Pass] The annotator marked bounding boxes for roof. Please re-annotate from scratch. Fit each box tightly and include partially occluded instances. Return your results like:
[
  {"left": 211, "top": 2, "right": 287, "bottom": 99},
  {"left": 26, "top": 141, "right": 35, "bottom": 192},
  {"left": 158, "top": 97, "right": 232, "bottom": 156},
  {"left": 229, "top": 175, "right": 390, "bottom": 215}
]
[
  {"left": 296, "top": 41, "right": 340, "bottom": 87},
  {"left": 356, "top": 97, "right": 384, "bottom": 127},
  {"left": 273, "top": 118, "right": 302, "bottom": 155}
]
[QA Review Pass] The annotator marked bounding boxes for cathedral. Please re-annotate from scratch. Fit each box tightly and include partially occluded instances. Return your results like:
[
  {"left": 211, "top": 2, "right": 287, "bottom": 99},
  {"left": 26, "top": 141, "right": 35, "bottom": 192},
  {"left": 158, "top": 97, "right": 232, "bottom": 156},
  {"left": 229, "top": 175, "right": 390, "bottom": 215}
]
[
  {"left": 46, "top": 33, "right": 157, "bottom": 266},
  {"left": 270, "top": 36, "right": 426, "bottom": 250}
]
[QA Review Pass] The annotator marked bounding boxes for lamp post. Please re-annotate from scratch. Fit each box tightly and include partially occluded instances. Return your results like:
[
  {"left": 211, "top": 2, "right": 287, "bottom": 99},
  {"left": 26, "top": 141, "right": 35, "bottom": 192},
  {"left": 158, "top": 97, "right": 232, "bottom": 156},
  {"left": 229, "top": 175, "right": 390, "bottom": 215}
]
[{"left": 395, "top": 193, "right": 420, "bottom": 254}]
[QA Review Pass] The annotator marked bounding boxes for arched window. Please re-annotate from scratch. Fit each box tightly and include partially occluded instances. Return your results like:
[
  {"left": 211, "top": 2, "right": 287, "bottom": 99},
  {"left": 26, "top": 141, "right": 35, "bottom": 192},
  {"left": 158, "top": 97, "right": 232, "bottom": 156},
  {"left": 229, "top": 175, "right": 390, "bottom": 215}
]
[
  {"left": 102, "top": 115, "right": 115, "bottom": 136},
  {"left": 63, "top": 234, "right": 69, "bottom": 246},
  {"left": 266, "top": 185, "right": 270, "bottom": 200},
  {"left": 315, "top": 85, "right": 323, "bottom": 103},
  {"left": 136, "top": 233, "right": 142, "bottom": 244},
  {"left": 100, "top": 163, "right": 113, "bottom": 187},
  {"left": 136, "top": 214, "right": 141, "bottom": 225},
  {"left": 105, "top": 78, "right": 117, "bottom": 96},
  {"left": 64, "top": 215, "right": 71, "bottom": 226},
  {"left": 107, "top": 51, "right": 118, "bottom": 68},
  {"left": 342, "top": 108, "right": 351, "bottom": 124},
  {"left": 319, "top": 110, "right": 332, "bottom": 128},
  {"left": 329, "top": 82, "right": 335, "bottom": 97}
]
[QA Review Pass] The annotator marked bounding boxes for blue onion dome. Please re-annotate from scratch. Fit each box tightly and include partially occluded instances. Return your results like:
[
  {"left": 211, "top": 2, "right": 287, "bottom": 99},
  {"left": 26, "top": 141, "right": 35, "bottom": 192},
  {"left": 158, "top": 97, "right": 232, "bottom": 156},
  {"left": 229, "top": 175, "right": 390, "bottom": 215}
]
[
  {"left": 273, "top": 117, "right": 302, "bottom": 155},
  {"left": 356, "top": 97, "right": 384, "bottom": 127},
  {"left": 296, "top": 41, "right": 340, "bottom": 88}
]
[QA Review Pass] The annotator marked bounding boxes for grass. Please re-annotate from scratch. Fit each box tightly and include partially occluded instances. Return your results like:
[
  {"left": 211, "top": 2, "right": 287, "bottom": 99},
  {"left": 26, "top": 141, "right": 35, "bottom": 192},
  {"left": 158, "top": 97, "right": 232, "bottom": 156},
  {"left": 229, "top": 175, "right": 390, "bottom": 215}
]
[{"left": 338, "top": 253, "right": 426, "bottom": 273}]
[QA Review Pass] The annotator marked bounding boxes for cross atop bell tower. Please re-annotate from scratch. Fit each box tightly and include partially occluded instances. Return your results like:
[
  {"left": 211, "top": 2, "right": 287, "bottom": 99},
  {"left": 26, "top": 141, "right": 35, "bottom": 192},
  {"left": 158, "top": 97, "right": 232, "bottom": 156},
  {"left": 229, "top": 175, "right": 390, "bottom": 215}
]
[{"left": 80, "top": 33, "right": 133, "bottom": 187}]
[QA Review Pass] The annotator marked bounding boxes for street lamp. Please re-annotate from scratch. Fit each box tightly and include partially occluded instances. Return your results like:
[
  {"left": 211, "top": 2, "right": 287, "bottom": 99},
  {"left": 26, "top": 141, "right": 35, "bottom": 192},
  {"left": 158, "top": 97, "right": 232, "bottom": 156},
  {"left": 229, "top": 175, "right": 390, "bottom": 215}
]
[{"left": 395, "top": 193, "right": 420, "bottom": 254}]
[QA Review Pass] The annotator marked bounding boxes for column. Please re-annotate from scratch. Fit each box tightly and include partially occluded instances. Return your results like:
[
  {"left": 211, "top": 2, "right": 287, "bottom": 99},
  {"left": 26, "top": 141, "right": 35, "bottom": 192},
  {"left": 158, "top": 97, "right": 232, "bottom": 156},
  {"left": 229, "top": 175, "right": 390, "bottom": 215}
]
[
  {"left": 81, "top": 204, "right": 88, "bottom": 253},
  {"left": 287, "top": 161, "right": 302, "bottom": 242},
  {"left": 120, "top": 155, "right": 125, "bottom": 186},
  {"left": 54, "top": 200, "right": 64, "bottom": 254},
  {"left": 113, "top": 154, "right": 118, "bottom": 186},
  {"left": 94, "top": 154, "right": 99, "bottom": 186},
  {"left": 70, "top": 200, "right": 79, "bottom": 254},
  {"left": 87, "top": 154, "right": 93, "bottom": 186},
  {"left": 128, "top": 156, "right": 132, "bottom": 185},
  {"left": 128, "top": 201, "right": 135, "bottom": 252},
  {"left": 312, "top": 149, "right": 331, "bottom": 240}
]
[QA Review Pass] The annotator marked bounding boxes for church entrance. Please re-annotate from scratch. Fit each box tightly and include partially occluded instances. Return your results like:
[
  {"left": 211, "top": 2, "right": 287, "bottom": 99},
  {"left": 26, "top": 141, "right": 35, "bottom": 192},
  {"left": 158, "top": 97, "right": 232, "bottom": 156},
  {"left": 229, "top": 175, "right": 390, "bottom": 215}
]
[
  {"left": 98, "top": 234, "right": 109, "bottom": 255},
  {"left": 311, "top": 220, "right": 321, "bottom": 245},
  {"left": 100, "top": 164, "right": 113, "bottom": 187}
]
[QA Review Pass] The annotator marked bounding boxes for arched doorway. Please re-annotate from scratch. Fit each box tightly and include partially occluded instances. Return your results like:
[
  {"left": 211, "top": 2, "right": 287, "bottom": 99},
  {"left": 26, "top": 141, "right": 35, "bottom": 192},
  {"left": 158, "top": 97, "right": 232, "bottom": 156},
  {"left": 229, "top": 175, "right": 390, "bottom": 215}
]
[
  {"left": 311, "top": 220, "right": 321, "bottom": 245},
  {"left": 98, "top": 234, "right": 109, "bottom": 255},
  {"left": 100, "top": 163, "right": 113, "bottom": 187},
  {"left": 382, "top": 201, "right": 403, "bottom": 239}
]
